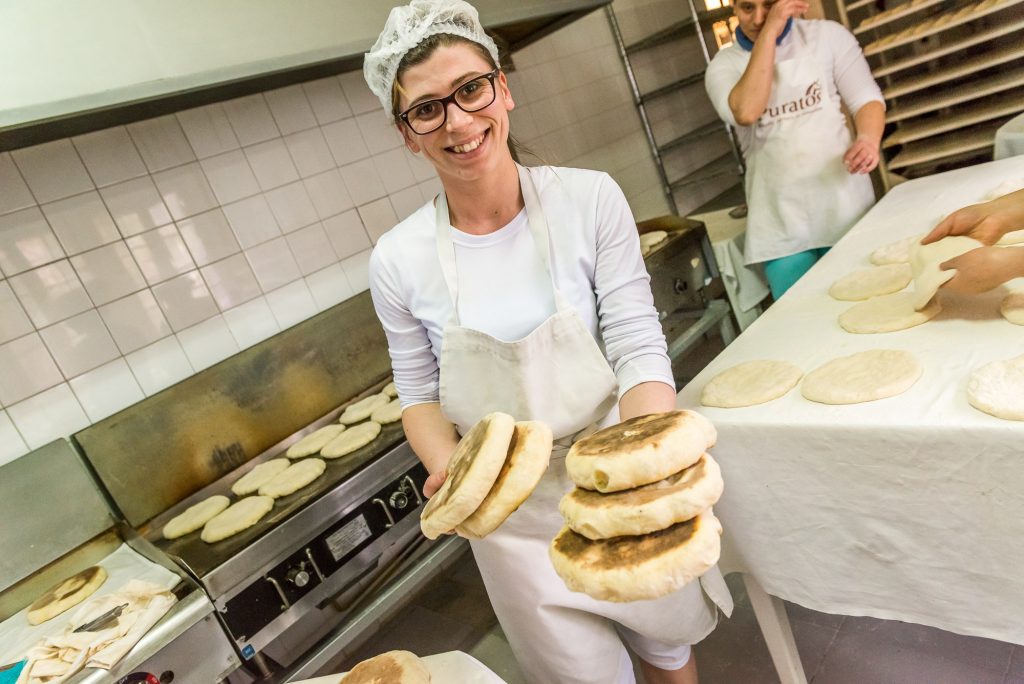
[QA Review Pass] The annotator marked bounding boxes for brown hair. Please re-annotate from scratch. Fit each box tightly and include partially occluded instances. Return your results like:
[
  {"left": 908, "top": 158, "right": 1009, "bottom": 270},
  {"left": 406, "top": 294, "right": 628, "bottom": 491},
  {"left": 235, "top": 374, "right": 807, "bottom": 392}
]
[{"left": 390, "top": 33, "right": 497, "bottom": 121}]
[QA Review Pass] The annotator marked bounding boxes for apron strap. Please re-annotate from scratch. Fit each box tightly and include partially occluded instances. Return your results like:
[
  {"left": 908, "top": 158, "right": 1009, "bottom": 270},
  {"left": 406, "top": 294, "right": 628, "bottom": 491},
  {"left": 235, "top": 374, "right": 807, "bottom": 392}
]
[{"left": 435, "top": 164, "right": 571, "bottom": 325}]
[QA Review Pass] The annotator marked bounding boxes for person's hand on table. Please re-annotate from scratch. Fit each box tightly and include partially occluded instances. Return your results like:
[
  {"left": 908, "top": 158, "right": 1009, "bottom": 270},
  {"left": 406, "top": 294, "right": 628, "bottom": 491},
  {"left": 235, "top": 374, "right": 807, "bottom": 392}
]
[
  {"left": 922, "top": 188, "right": 1024, "bottom": 246},
  {"left": 423, "top": 469, "right": 448, "bottom": 498},
  {"left": 762, "top": 0, "right": 809, "bottom": 39},
  {"left": 843, "top": 134, "right": 880, "bottom": 175},
  {"left": 939, "top": 246, "right": 1024, "bottom": 294}
]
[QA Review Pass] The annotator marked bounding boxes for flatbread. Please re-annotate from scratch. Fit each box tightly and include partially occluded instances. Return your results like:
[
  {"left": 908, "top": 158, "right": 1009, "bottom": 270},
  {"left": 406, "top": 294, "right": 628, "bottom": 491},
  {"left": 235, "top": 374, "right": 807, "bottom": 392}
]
[
  {"left": 909, "top": 235, "right": 983, "bottom": 309},
  {"left": 456, "top": 421, "right": 553, "bottom": 539},
  {"left": 201, "top": 496, "right": 274, "bottom": 543},
  {"left": 560, "top": 453, "right": 724, "bottom": 540},
  {"left": 342, "top": 650, "right": 430, "bottom": 683},
  {"left": 967, "top": 354, "right": 1024, "bottom": 420},
  {"left": 258, "top": 458, "right": 326, "bottom": 498},
  {"left": 1001, "top": 292, "right": 1024, "bottom": 325},
  {"left": 339, "top": 393, "right": 389, "bottom": 425},
  {"left": 829, "top": 263, "right": 912, "bottom": 301},
  {"left": 700, "top": 360, "right": 802, "bottom": 408},
  {"left": 382, "top": 381, "right": 398, "bottom": 398},
  {"left": 549, "top": 510, "right": 722, "bottom": 603},
  {"left": 839, "top": 291, "right": 941, "bottom": 333},
  {"left": 565, "top": 410, "right": 716, "bottom": 493},
  {"left": 420, "top": 412, "right": 515, "bottom": 540},
  {"left": 370, "top": 398, "right": 402, "bottom": 424},
  {"left": 801, "top": 349, "right": 923, "bottom": 404},
  {"left": 287, "top": 424, "right": 346, "bottom": 458},
  {"left": 639, "top": 230, "right": 668, "bottom": 256},
  {"left": 26, "top": 566, "right": 108, "bottom": 626},
  {"left": 231, "top": 459, "right": 290, "bottom": 495},
  {"left": 870, "top": 233, "right": 924, "bottom": 265},
  {"left": 162, "top": 494, "right": 231, "bottom": 539},
  {"left": 321, "top": 421, "right": 381, "bottom": 458}
]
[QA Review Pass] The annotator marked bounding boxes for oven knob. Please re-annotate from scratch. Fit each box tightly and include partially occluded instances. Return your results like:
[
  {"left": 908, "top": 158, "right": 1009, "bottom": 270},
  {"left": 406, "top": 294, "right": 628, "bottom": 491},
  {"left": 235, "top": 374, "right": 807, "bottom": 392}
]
[
  {"left": 389, "top": 490, "right": 409, "bottom": 509},
  {"left": 287, "top": 567, "right": 310, "bottom": 588}
]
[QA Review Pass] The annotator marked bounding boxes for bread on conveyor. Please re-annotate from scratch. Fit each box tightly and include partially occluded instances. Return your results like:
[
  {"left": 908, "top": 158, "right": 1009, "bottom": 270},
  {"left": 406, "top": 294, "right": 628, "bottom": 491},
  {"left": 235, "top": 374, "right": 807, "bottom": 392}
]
[
  {"left": 26, "top": 566, "right": 108, "bottom": 625},
  {"left": 162, "top": 494, "right": 231, "bottom": 539}
]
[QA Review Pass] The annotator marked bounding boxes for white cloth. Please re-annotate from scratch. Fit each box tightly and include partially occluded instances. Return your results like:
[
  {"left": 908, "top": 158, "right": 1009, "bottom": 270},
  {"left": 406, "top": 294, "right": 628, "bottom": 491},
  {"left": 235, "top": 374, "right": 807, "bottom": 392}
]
[
  {"left": 369, "top": 166, "right": 675, "bottom": 410},
  {"left": 704, "top": 19, "right": 883, "bottom": 264},
  {"left": 994, "top": 112, "right": 1024, "bottom": 160},
  {"left": 429, "top": 165, "right": 732, "bottom": 684},
  {"left": 676, "top": 155, "right": 1024, "bottom": 645}
]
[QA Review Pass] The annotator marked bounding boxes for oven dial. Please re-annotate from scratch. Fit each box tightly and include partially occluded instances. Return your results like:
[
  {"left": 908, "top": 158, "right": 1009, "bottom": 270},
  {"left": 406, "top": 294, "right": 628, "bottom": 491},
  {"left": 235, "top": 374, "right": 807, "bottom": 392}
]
[
  {"left": 389, "top": 490, "right": 409, "bottom": 510},
  {"left": 286, "top": 566, "right": 310, "bottom": 588}
]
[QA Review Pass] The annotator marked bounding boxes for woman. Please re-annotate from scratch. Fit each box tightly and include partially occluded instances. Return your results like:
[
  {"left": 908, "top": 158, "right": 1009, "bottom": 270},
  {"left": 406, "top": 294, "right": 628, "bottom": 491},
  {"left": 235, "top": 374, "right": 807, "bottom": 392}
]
[
  {"left": 362, "top": 2, "right": 732, "bottom": 682},
  {"left": 704, "top": 0, "right": 886, "bottom": 299}
]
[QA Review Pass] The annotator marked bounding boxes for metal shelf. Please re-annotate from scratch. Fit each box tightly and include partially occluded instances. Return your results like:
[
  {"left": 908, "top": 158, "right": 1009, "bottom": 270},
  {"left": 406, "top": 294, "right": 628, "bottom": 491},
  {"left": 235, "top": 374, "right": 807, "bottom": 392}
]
[
  {"left": 883, "top": 92, "right": 1024, "bottom": 147},
  {"left": 846, "top": 0, "right": 878, "bottom": 12},
  {"left": 887, "top": 120, "right": 1003, "bottom": 169},
  {"left": 625, "top": 18, "right": 695, "bottom": 54},
  {"left": 640, "top": 71, "right": 706, "bottom": 103},
  {"left": 863, "top": 0, "right": 1024, "bottom": 56},
  {"left": 854, "top": 0, "right": 945, "bottom": 35},
  {"left": 658, "top": 120, "right": 730, "bottom": 154},
  {"left": 883, "top": 42, "right": 1024, "bottom": 98},
  {"left": 885, "top": 65, "right": 1024, "bottom": 123},
  {"left": 872, "top": 17, "right": 1024, "bottom": 78},
  {"left": 669, "top": 153, "right": 740, "bottom": 191}
]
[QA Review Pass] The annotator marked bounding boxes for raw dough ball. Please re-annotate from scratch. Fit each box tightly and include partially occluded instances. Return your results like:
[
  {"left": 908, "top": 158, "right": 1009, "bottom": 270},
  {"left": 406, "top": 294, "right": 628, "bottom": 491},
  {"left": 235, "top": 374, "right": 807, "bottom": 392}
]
[
  {"left": 232, "top": 459, "right": 290, "bottom": 495},
  {"left": 1001, "top": 292, "right": 1024, "bottom": 325},
  {"left": 258, "top": 458, "right": 326, "bottom": 498},
  {"left": 801, "top": 349, "right": 923, "bottom": 404},
  {"left": 839, "top": 291, "right": 941, "bottom": 333},
  {"left": 829, "top": 263, "right": 912, "bottom": 301},
  {"left": 909, "top": 235, "right": 983, "bottom": 310},
  {"left": 967, "top": 354, "right": 1024, "bottom": 420},
  {"left": 162, "top": 495, "right": 231, "bottom": 539},
  {"left": 700, "top": 360, "right": 803, "bottom": 407},
  {"left": 201, "top": 496, "right": 274, "bottom": 543},
  {"left": 870, "top": 234, "right": 924, "bottom": 265},
  {"left": 321, "top": 420, "right": 381, "bottom": 458}
]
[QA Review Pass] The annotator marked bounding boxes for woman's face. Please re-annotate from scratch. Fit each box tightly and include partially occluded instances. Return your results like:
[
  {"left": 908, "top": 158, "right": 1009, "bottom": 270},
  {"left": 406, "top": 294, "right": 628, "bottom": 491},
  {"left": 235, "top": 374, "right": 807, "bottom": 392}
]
[{"left": 395, "top": 43, "right": 515, "bottom": 184}]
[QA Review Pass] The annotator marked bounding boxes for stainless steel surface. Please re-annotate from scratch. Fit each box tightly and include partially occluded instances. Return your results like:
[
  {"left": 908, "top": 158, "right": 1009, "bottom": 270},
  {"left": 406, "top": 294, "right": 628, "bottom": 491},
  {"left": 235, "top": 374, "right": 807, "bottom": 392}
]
[
  {"left": 0, "top": 440, "right": 114, "bottom": 594},
  {"left": 75, "top": 291, "right": 392, "bottom": 529},
  {"left": 665, "top": 299, "right": 735, "bottom": 360}
]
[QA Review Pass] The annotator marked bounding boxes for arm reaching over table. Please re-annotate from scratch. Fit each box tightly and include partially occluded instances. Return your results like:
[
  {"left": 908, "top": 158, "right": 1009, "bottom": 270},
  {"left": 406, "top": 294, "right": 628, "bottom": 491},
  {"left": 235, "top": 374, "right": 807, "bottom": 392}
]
[
  {"left": 939, "top": 246, "right": 1024, "bottom": 294},
  {"left": 923, "top": 188, "right": 1024, "bottom": 246}
]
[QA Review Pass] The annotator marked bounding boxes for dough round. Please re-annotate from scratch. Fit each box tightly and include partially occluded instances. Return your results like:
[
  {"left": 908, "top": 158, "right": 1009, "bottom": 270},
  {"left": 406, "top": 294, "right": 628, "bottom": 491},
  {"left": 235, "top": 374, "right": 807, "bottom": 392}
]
[
  {"left": 639, "top": 230, "right": 668, "bottom": 256},
  {"left": 162, "top": 495, "right": 231, "bottom": 539},
  {"left": 909, "top": 235, "right": 983, "bottom": 309},
  {"left": 26, "top": 566, "right": 108, "bottom": 626},
  {"left": 287, "top": 424, "right": 346, "bottom": 458},
  {"left": 1001, "top": 292, "right": 1024, "bottom": 325},
  {"left": 370, "top": 398, "right": 402, "bottom": 424},
  {"left": 258, "top": 458, "right": 326, "bottom": 498},
  {"left": 342, "top": 650, "right": 430, "bottom": 683},
  {"left": 566, "top": 410, "right": 717, "bottom": 493},
  {"left": 231, "top": 459, "right": 290, "bottom": 495},
  {"left": 382, "top": 381, "right": 398, "bottom": 398},
  {"left": 700, "top": 360, "right": 803, "bottom": 408},
  {"left": 829, "top": 263, "right": 912, "bottom": 301},
  {"left": 339, "top": 393, "right": 389, "bottom": 425},
  {"left": 549, "top": 510, "right": 722, "bottom": 603},
  {"left": 420, "top": 412, "right": 515, "bottom": 540},
  {"left": 456, "top": 420, "right": 553, "bottom": 539},
  {"left": 201, "top": 496, "right": 274, "bottom": 543},
  {"left": 801, "top": 349, "right": 923, "bottom": 404},
  {"left": 321, "top": 420, "right": 381, "bottom": 458},
  {"left": 838, "top": 291, "right": 941, "bottom": 334},
  {"left": 870, "top": 233, "right": 924, "bottom": 265},
  {"left": 560, "top": 453, "right": 724, "bottom": 540},
  {"left": 967, "top": 354, "right": 1024, "bottom": 420}
]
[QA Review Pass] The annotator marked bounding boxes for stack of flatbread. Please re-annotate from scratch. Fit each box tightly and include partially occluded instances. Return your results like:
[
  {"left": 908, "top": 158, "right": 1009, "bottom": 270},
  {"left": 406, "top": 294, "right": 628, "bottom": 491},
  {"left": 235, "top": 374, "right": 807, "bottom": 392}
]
[
  {"left": 419, "top": 412, "right": 553, "bottom": 540},
  {"left": 551, "top": 410, "right": 724, "bottom": 602}
]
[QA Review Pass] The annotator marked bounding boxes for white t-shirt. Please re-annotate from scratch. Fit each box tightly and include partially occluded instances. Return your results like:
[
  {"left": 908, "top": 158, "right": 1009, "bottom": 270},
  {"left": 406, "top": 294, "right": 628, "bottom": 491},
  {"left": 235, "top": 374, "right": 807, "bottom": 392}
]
[
  {"left": 704, "top": 18, "right": 884, "bottom": 156},
  {"left": 369, "top": 165, "right": 674, "bottom": 408}
]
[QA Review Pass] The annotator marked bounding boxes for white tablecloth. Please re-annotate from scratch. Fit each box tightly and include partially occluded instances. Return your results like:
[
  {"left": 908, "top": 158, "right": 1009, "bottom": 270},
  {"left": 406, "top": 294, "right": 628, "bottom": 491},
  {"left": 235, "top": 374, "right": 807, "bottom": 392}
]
[
  {"left": 293, "top": 651, "right": 506, "bottom": 683},
  {"left": 677, "top": 156, "right": 1024, "bottom": 645}
]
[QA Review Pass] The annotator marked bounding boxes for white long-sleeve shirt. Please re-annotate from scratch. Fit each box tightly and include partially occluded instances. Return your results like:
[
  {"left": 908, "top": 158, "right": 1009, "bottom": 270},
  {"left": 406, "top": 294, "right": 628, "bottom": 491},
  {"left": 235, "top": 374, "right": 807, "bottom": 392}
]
[{"left": 368, "top": 165, "right": 674, "bottom": 409}]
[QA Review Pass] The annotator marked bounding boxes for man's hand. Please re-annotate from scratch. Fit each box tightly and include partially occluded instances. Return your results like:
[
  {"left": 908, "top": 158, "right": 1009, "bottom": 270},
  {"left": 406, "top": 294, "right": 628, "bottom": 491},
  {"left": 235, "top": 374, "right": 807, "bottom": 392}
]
[
  {"left": 940, "top": 246, "right": 1024, "bottom": 294},
  {"left": 763, "top": 0, "right": 809, "bottom": 40},
  {"left": 843, "top": 134, "right": 880, "bottom": 174},
  {"left": 923, "top": 188, "right": 1024, "bottom": 245}
]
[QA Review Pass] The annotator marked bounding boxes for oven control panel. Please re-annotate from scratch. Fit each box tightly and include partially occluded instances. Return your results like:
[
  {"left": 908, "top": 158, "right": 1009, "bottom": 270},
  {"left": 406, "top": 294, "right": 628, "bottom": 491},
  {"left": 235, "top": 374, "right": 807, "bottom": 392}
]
[{"left": 220, "top": 461, "right": 427, "bottom": 650}]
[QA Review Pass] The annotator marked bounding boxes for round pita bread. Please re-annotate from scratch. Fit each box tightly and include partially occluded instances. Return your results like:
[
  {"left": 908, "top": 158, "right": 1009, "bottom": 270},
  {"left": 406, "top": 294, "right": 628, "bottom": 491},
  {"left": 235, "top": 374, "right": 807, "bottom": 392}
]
[
  {"left": 201, "top": 496, "right": 274, "bottom": 543},
  {"left": 231, "top": 459, "right": 290, "bottom": 495},
  {"left": 870, "top": 234, "right": 924, "bottom": 265},
  {"left": 420, "top": 412, "right": 515, "bottom": 540},
  {"left": 370, "top": 398, "right": 402, "bottom": 424},
  {"left": 321, "top": 421, "right": 381, "bottom": 458},
  {"left": 339, "top": 393, "right": 389, "bottom": 425},
  {"left": 342, "top": 650, "right": 430, "bottom": 683},
  {"left": 839, "top": 291, "right": 941, "bottom": 334},
  {"left": 456, "top": 421, "right": 553, "bottom": 539},
  {"left": 909, "top": 235, "right": 983, "bottom": 310},
  {"left": 560, "top": 453, "right": 723, "bottom": 540},
  {"left": 801, "top": 349, "right": 923, "bottom": 404},
  {"left": 27, "top": 566, "right": 108, "bottom": 626},
  {"left": 1001, "top": 292, "right": 1024, "bottom": 325},
  {"left": 287, "top": 424, "right": 346, "bottom": 458},
  {"left": 967, "top": 354, "right": 1024, "bottom": 421},
  {"left": 258, "top": 458, "right": 326, "bottom": 498},
  {"left": 829, "top": 263, "right": 912, "bottom": 301},
  {"left": 700, "top": 360, "right": 802, "bottom": 408},
  {"left": 549, "top": 510, "right": 722, "bottom": 603},
  {"left": 565, "top": 410, "right": 716, "bottom": 493},
  {"left": 162, "top": 494, "right": 231, "bottom": 539}
]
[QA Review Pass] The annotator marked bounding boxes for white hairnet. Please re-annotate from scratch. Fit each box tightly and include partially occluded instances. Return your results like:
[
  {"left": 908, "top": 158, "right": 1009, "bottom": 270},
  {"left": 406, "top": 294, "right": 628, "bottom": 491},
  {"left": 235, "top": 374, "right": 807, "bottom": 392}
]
[{"left": 363, "top": 0, "right": 501, "bottom": 118}]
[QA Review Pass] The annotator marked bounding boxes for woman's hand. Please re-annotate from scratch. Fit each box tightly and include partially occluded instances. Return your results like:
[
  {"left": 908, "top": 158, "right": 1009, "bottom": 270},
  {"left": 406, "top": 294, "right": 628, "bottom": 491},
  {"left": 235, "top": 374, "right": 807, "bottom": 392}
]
[
  {"left": 763, "top": 0, "right": 809, "bottom": 40},
  {"left": 843, "top": 134, "right": 880, "bottom": 174},
  {"left": 423, "top": 469, "right": 448, "bottom": 498},
  {"left": 940, "top": 246, "right": 1024, "bottom": 294},
  {"left": 923, "top": 189, "right": 1024, "bottom": 245}
]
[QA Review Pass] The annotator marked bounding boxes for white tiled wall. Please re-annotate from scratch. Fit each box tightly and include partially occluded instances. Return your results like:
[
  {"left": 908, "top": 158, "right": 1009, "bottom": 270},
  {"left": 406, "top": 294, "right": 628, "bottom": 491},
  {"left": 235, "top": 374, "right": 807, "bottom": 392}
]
[{"left": 0, "top": 73, "right": 441, "bottom": 464}]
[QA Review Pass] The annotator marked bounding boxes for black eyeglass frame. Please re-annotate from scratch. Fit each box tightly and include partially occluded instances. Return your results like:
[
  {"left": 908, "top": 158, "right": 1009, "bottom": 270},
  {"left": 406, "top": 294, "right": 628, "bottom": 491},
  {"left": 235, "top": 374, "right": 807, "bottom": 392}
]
[{"left": 398, "top": 69, "right": 501, "bottom": 135}]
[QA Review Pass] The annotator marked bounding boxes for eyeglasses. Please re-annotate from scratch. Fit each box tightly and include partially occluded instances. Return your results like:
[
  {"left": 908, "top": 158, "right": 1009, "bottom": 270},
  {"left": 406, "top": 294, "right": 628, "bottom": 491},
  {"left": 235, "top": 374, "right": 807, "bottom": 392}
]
[{"left": 399, "top": 70, "right": 500, "bottom": 135}]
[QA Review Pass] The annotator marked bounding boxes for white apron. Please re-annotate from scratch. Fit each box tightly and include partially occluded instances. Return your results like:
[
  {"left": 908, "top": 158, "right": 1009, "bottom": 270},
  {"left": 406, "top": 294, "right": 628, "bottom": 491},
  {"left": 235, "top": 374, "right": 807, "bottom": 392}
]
[
  {"left": 743, "top": 27, "right": 875, "bottom": 265},
  {"left": 435, "top": 165, "right": 733, "bottom": 684}
]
